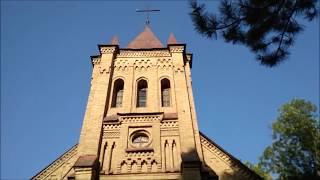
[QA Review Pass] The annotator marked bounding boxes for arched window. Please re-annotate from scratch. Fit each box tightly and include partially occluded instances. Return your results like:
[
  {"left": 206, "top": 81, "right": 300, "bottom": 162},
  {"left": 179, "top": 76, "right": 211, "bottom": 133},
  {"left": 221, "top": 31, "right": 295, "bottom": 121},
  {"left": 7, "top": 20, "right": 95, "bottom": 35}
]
[
  {"left": 137, "top": 79, "right": 148, "bottom": 107},
  {"left": 111, "top": 79, "right": 124, "bottom": 108},
  {"left": 161, "top": 78, "right": 171, "bottom": 107}
]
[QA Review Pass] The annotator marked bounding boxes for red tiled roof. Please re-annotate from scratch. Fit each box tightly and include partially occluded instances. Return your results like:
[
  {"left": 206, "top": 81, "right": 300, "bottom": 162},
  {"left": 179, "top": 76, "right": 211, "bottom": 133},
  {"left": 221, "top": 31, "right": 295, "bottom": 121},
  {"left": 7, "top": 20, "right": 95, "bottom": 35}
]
[
  {"left": 127, "top": 25, "right": 163, "bottom": 49},
  {"left": 167, "top": 33, "right": 178, "bottom": 44}
]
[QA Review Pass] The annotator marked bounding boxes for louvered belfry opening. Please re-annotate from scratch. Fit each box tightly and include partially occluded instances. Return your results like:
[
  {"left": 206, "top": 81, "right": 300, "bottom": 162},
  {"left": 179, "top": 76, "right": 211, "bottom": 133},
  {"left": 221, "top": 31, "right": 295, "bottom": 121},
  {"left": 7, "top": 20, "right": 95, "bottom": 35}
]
[
  {"left": 111, "top": 79, "right": 124, "bottom": 108},
  {"left": 161, "top": 78, "right": 171, "bottom": 107},
  {"left": 137, "top": 79, "right": 148, "bottom": 107}
]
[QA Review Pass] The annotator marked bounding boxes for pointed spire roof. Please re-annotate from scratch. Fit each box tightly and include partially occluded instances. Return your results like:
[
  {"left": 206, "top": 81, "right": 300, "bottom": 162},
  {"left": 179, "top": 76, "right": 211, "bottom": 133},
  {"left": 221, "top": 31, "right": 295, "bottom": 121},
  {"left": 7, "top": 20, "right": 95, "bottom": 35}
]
[
  {"left": 167, "top": 33, "right": 178, "bottom": 44},
  {"left": 127, "top": 25, "right": 163, "bottom": 49},
  {"left": 110, "top": 35, "right": 119, "bottom": 45}
]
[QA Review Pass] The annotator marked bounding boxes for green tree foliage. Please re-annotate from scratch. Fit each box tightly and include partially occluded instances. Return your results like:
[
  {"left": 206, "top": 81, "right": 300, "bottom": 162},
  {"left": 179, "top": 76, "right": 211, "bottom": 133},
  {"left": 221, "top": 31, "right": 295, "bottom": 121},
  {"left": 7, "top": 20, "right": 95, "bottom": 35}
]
[
  {"left": 259, "top": 99, "right": 320, "bottom": 179},
  {"left": 244, "top": 161, "right": 272, "bottom": 180},
  {"left": 189, "top": 0, "right": 319, "bottom": 67}
]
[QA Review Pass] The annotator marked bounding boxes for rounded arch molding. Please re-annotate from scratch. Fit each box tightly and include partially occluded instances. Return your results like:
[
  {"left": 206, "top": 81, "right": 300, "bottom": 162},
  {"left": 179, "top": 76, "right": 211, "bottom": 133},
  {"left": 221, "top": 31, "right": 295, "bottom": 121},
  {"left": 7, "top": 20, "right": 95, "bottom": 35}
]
[
  {"left": 159, "top": 76, "right": 172, "bottom": 83},
  {"left": 112, "top": 76, "right": 126, "bottom": 82},
  {"left": 135, "top": 76, "right": 149, "bottom": 83}
]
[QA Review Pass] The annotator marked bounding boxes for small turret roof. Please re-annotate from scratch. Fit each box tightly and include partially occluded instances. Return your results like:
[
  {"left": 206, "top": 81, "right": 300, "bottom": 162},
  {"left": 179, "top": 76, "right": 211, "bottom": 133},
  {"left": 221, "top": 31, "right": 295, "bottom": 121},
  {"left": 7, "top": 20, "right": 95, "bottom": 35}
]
[
  {"left": 110, "top": 35, "right": 119, "bottom": 45},
  {"left": 127, "top": 25, "right": 163, "bottom": 49},
  {"left": 167, "top": 33, "right": 178, "bottom": 44}
]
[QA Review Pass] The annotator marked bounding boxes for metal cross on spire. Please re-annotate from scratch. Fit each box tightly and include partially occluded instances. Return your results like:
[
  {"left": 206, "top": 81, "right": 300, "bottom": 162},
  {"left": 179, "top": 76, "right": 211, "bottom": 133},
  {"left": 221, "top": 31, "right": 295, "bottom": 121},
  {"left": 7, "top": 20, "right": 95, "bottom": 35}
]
[{"left": 136, "top": 7, "right": 160, "bottom": 25}]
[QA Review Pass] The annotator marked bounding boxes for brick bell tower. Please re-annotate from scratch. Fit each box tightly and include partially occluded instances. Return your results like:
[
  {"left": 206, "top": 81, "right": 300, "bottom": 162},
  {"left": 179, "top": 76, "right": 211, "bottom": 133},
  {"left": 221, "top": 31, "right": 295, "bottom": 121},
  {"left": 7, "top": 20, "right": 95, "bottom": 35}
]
[
  {"left": 76, "top": 25, "right": 203, "bottom": 179},
  {"left": 32, "top": 24, "right": 261, "bottom": 180}
]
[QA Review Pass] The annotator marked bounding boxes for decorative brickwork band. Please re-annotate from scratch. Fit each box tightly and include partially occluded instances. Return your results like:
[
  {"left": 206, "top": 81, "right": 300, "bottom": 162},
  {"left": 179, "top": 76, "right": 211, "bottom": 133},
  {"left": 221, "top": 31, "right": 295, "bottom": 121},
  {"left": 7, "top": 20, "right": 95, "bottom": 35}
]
[
  {"left": 100, "top": 46, "right": 117, "bottom": 54},
  {"left": 169, "top": 46, "right": 185, "bottom": 53},
  {"left": 118, "top": 50, "right": 171, "bottom": 58}
]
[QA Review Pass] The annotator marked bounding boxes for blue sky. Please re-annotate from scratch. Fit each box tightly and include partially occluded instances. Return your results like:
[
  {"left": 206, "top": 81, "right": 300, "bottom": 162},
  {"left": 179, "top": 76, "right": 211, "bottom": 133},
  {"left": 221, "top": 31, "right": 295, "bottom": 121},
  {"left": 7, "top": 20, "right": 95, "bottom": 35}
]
[{"left": 1, "top": 1, "right": 319, "bottom": 179}]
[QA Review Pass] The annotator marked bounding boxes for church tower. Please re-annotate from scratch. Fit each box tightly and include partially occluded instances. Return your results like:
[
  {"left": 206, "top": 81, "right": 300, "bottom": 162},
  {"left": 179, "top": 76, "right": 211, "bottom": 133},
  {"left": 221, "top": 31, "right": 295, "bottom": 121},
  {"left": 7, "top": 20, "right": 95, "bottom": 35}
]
[{"left": 32, "top": 25, "right": 261, "bottom": 180}]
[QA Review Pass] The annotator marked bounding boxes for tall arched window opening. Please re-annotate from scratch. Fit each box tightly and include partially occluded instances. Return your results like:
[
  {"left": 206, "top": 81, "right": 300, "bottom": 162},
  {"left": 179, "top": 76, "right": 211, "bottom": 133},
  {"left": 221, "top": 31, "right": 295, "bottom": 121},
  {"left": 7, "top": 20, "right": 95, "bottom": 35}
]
[
  {"left": 161, "top": 78, "right": 171, "bottom": 107},
  {"left": 137, "top": 79, "right": 148, "bottom": 107},
  {"left": 111, "top": 79, "right": 124, "bottom": 108}
]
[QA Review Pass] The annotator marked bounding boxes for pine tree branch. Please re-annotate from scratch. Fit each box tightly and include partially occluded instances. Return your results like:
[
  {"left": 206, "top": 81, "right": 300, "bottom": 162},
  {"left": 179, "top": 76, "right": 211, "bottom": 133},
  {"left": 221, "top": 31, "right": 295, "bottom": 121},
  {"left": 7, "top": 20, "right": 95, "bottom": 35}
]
[
  {"left": 216, "top": 17, "right": 245, "bottom": 30},
  {"left": 275, "top": 2, "right": 298, "bottom": 57}
]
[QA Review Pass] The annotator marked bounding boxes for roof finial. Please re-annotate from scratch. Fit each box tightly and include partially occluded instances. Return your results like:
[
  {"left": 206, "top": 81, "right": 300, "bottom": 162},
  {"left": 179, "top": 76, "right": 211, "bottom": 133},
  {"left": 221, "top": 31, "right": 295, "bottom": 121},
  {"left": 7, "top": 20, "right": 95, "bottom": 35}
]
[{"left": 136, "top": 7, "right": 160, "bottom": 25}]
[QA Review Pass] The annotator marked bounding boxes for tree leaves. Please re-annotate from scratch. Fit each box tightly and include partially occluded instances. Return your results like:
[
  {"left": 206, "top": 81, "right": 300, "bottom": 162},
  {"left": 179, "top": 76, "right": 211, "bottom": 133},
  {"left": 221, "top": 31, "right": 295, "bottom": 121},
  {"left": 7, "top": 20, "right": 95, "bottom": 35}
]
[
  {"left": 259, "top": 99, "right": 320, "bottom": 179},
  {"left": 244, "top": 161, "right": 272, "bottom": 180},
  {"left": 189, "top": 0, "right": 319, "bottom": 67}
]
